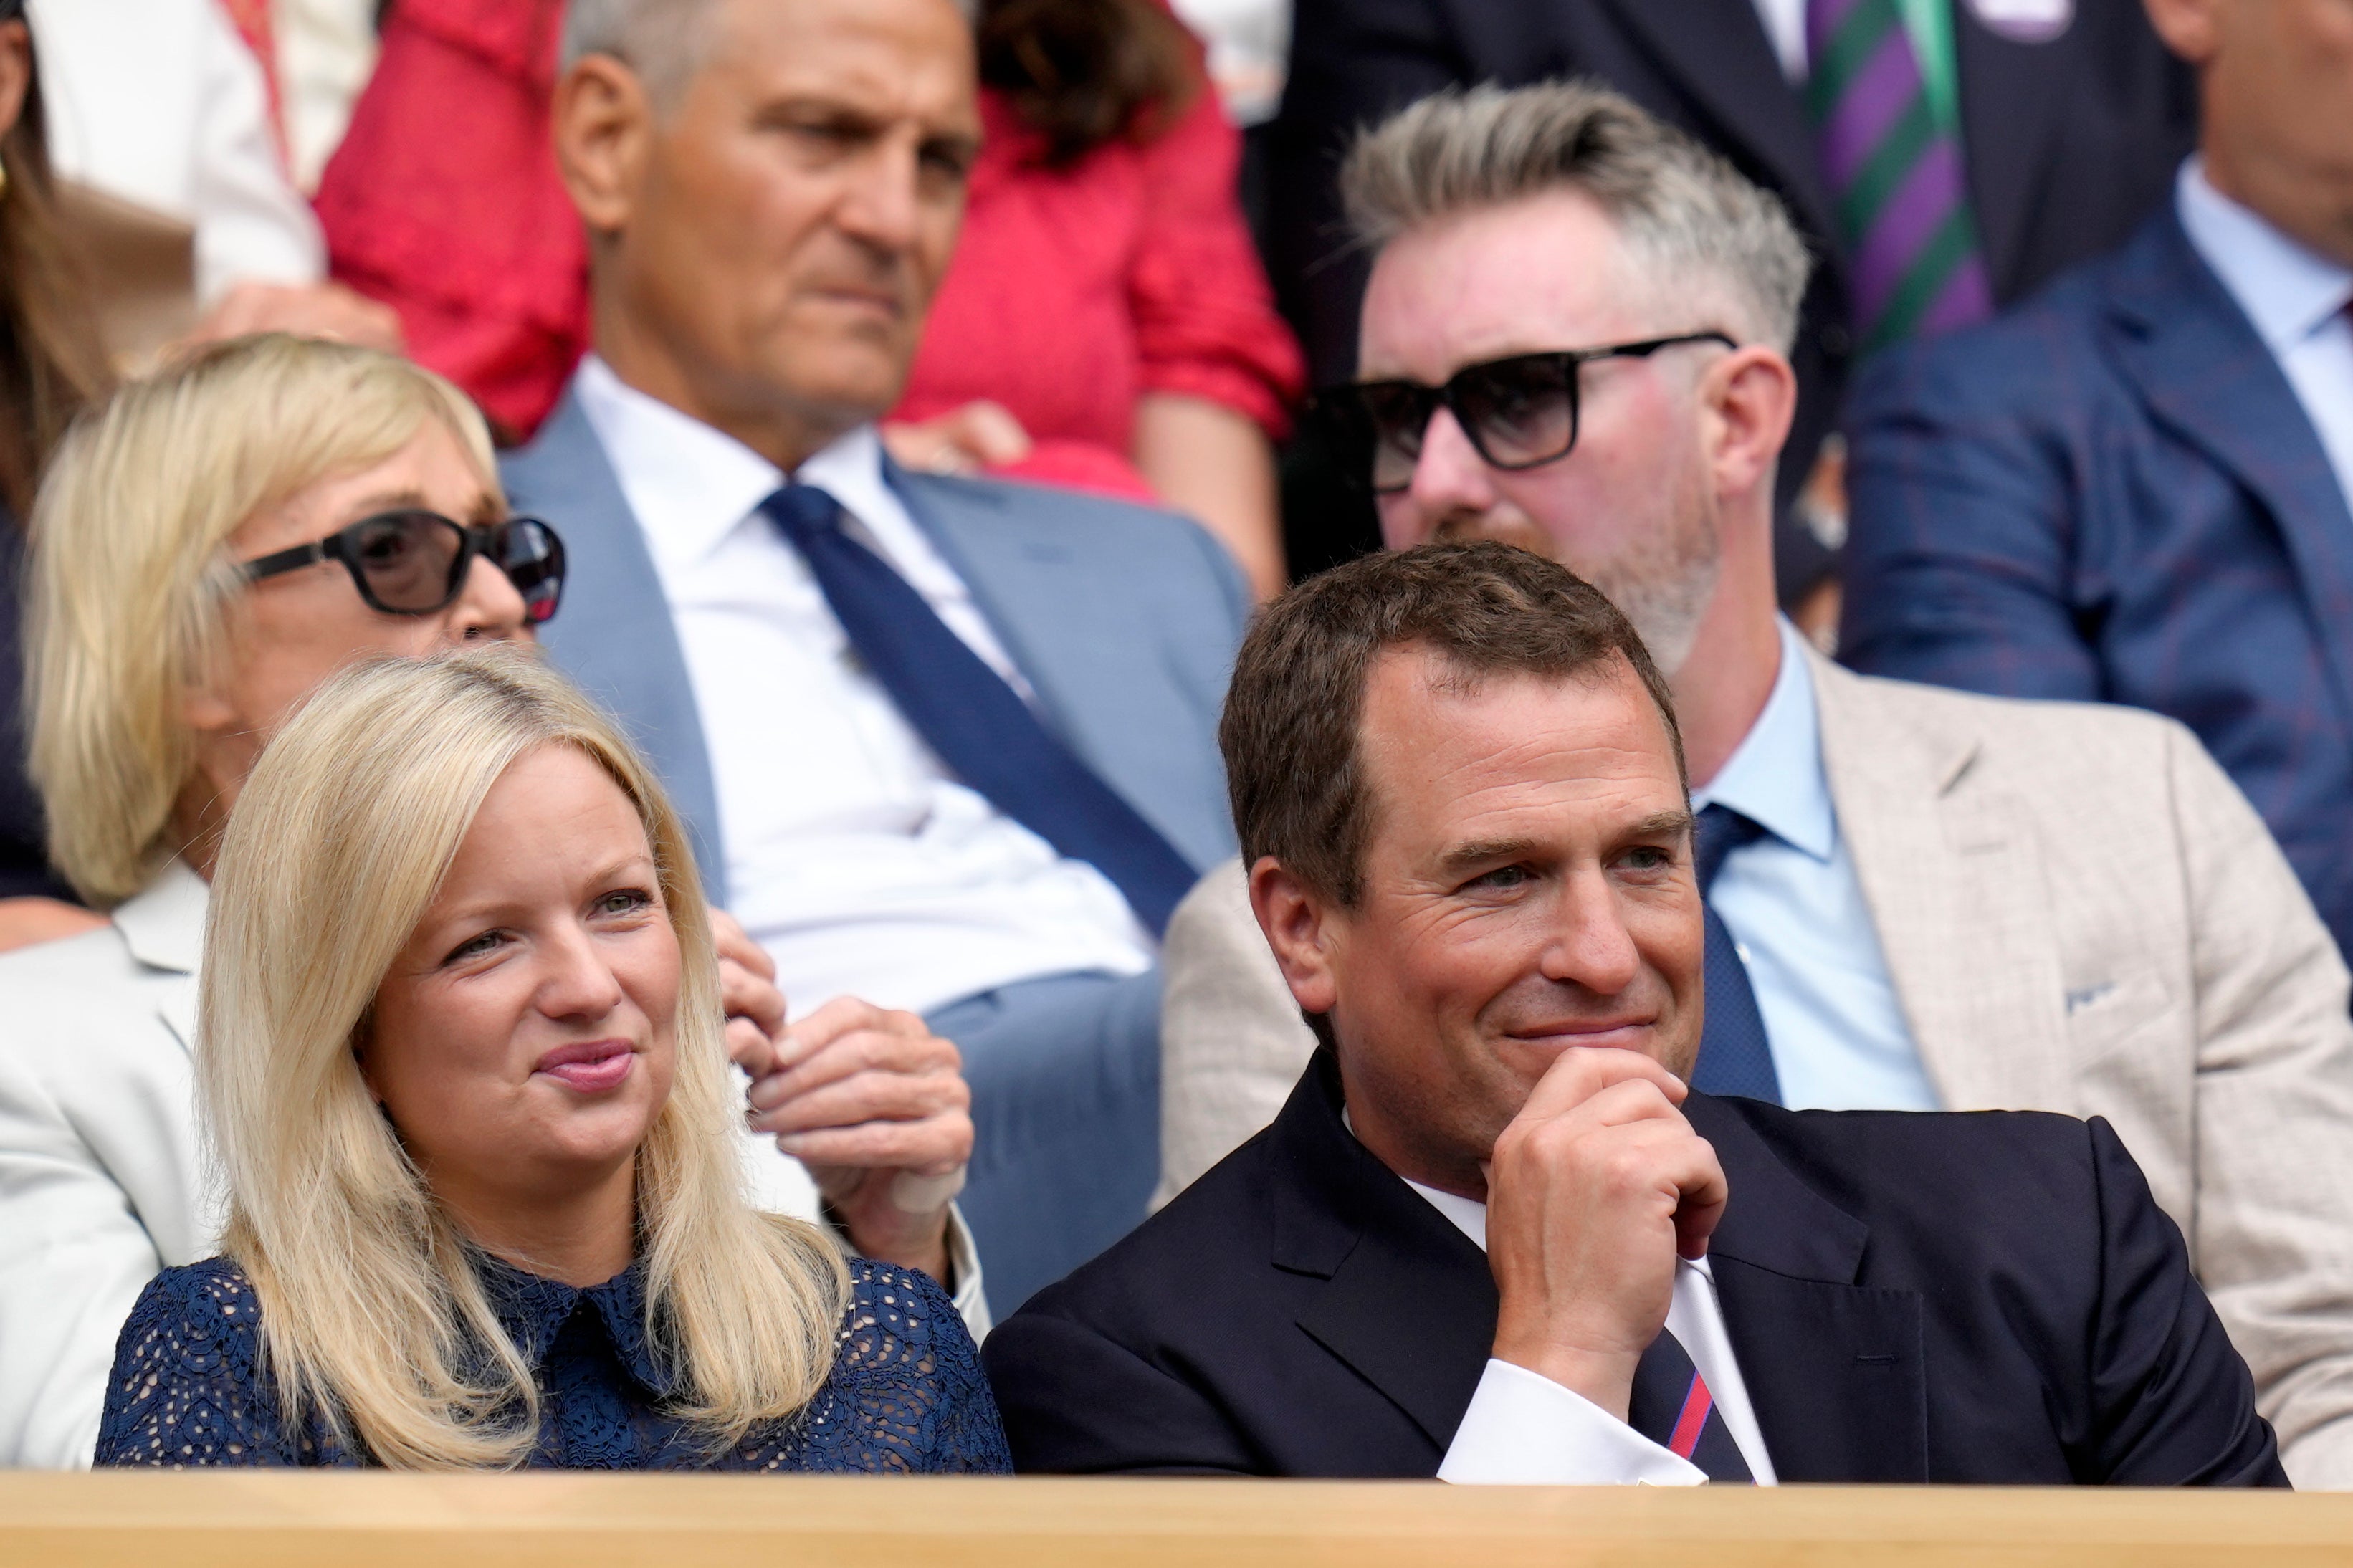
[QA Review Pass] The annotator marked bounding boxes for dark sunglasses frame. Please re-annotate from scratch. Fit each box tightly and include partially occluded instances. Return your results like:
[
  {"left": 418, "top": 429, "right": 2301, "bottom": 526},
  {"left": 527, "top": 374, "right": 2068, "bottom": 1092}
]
[
  {"left": 1309, "top": 333, "right": 1738, "bottom": 494},
  {"left": 239, "top": 509, "right": 568, "bottom": 626}
]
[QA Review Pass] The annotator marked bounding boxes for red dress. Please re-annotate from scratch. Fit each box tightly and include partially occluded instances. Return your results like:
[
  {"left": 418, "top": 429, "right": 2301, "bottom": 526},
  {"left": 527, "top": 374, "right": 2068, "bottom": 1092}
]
[{"left": 314, "top": 0, "right": 1303, "bottom": 487}]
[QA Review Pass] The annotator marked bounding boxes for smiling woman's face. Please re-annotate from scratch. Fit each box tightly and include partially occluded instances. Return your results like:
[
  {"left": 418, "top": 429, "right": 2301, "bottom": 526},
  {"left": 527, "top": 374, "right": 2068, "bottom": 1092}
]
[{"left": 363, "top": 744, "right": 681, "bottom": 1234}]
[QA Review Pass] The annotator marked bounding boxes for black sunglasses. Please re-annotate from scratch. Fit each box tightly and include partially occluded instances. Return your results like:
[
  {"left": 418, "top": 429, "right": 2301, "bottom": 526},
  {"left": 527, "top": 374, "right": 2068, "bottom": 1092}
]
[
  {"left": 240, "top": 510, "right": 568, "bottom": 626},
  {"left": 1308, "top": 333, "right": 1737, "bottom": 494}
]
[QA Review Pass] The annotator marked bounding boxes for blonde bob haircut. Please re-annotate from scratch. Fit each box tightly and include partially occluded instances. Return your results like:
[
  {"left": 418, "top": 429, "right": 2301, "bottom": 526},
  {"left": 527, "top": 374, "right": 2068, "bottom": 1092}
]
[
  {"left": 27, "top": 333, "right": 502, "bottom": 909},
  {"left": 200, "top": 644, "right": 849, "bottom": 1469}
]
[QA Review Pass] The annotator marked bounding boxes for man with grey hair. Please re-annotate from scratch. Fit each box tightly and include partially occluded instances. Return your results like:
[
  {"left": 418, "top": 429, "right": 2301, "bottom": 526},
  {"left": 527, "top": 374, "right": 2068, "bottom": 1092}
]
[
  {"left": 502, "top": 0, "right": 1250, "bottom": 1312},
  {"left": 1152, "top": 80, "right": 2353, "bottom": 1485}
]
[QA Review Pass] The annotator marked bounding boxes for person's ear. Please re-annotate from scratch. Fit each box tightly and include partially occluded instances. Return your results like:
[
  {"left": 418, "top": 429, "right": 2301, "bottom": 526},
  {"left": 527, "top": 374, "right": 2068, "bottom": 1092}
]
[
  {"left": 553, "top": 54, "right": 657, "bottom": 236},
  {"left": 1697, "top": 343, "right": 1797, "bottom": 507},
  {"left": 0, "top": 21, "right": 32, "bottom": 148},
  {"left": 1249, "top": 856, "right": 1344, "bottom": 1017},
  {"left": 2141, "top": 0, "right": 2223, "bottom": 66}
]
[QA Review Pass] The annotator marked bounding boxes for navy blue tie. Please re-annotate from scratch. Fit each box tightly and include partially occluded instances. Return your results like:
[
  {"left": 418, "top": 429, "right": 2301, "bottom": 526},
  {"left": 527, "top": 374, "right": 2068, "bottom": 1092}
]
[
  {"left": 1628, "top": 1326, "right": 1754, "bottom": 1482},
  {"left": 1689, "top": 803, "right": 1782, "bottom": 1103},
  {"left": 760, "top": 484, "right": 1198, "bottom": 935}
]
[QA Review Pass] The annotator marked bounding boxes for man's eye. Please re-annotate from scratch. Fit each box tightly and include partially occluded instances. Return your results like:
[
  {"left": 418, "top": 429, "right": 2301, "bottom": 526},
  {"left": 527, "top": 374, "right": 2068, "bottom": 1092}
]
[
  {"left": 1621, "top": 846, "right": 1673, "bottom": 872},
  {"left": 1471, "top": 866, "right": 1529, "bottom": 891}
]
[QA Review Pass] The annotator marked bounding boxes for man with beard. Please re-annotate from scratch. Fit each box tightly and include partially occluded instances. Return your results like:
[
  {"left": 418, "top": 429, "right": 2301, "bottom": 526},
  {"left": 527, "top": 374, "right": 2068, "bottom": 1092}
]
[{"left": 1148, "top": 82, "right": 2353, "bottom": 1486}]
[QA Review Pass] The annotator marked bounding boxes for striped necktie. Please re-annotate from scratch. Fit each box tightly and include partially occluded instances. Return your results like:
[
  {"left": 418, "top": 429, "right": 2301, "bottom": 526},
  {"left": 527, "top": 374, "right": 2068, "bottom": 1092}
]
[
  {"left": 1804, "top": 0, "right": 1994, "bottom": 351},
  {"left": 1628, "top": 1326, "right": 1755, "bottom": 1482}
]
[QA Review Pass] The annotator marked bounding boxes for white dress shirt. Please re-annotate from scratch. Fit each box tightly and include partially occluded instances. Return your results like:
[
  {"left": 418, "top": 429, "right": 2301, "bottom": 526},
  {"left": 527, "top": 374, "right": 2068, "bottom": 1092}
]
[
  {"left": 2176, "top": 160, "right": 2353, "bottom": 517},
  {"left": 572, "top": 358, "right": 1155, "bottom": 1018},
  {"left": 1407, "top": 1179, "right": 1778, "bottom": 1486},
  {"left": 1695, "top": 620, "right": 1941, "bottom": 1112},
  {"left": 27, "top": 0, "right": 325, "bottom": 305}
]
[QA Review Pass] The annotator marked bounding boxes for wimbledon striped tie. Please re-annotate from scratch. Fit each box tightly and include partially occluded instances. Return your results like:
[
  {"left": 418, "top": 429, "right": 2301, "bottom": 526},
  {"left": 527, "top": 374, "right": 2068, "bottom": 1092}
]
[{"left": 1804, "top": 0, "right": 1993, "bottom": 351}]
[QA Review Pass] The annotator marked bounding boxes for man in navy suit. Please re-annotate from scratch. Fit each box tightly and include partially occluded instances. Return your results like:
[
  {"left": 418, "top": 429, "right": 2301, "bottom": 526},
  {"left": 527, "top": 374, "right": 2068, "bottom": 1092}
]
[
  {"left": 1839, "top": 0, "right": 2353, "bottom": 972},
  {"left": 500, "top": 0, "right": 1249, "bottom": 1309},
  {"left": 985, "top": 540, "right": 2286, "bottom": 1487},
  {"left": 1267, "top": 0, "right": 2195, "bottom": 604}
]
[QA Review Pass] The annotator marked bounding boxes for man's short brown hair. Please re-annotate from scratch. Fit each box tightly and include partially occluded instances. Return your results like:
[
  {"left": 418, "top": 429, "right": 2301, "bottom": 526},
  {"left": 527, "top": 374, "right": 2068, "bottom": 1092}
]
[{"left": 1220, "top": 540, "right": 1686, "bottom": 907}]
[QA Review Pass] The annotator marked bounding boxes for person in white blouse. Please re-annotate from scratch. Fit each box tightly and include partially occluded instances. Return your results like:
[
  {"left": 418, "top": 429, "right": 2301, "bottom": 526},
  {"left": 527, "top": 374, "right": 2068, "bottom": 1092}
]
[
  {"left": 0, "top": 334, "right": 985, "bottom": 1470},
  {"left": 984, "top": 540, "right": 2284, "bottom": 1489}
]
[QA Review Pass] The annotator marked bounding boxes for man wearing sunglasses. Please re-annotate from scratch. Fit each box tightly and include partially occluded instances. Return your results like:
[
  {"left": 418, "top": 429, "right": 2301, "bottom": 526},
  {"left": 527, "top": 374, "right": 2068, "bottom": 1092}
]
[{"left": 1152, "top": 80, "right": 2353, "bottom": 1486}]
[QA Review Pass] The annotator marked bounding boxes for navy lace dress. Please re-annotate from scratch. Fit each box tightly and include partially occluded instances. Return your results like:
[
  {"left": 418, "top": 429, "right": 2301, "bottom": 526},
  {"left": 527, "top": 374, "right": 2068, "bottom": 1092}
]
[{"left": 92, "top": 1253, "right": 1011, "bottom": 1471}]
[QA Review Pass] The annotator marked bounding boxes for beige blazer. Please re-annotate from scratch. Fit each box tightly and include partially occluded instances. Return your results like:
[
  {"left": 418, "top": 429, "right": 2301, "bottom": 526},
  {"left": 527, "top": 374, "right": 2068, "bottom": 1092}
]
[
  {"left": 1158, "top": 650, "right": 2353, "bottom": 1487},
  {"left": 0, "top": 864, "right": 988, "bottom": 1471}
]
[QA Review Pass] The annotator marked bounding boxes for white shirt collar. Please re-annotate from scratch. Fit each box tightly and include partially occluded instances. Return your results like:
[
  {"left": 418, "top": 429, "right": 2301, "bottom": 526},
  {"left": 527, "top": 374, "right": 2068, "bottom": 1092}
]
[
  {"left": 1689, "top": 619, "right": 1835, "bottom": 864},
  {"left": 571, "top": 354, "right": 902, "bottom": 576},
  {"left": 2177, "top": 158, "right": 2353, "bottom": 355}
]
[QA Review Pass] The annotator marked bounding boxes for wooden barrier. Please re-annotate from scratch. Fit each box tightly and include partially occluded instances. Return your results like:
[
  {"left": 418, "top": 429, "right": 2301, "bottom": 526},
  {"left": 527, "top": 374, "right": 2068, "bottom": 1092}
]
[{"left": 6, "top": 1472, "right": 2353, "bottom": 1567}]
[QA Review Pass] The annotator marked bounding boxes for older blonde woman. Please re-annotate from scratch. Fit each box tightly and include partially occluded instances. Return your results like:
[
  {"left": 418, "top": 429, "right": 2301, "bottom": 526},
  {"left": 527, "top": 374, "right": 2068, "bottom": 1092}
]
[
  {"left": 96, "top": 649, "right": 1006, "bottom": 1469},
  {"left": 0, "top": 336, "right": 980, "bottom": 1470}
]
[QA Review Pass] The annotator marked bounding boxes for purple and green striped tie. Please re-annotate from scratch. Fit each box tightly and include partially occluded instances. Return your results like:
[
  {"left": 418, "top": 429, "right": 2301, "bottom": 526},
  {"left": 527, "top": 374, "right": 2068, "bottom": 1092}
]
[{"left": 1804, "top": 0, "right": 1992, "bottom": 351}]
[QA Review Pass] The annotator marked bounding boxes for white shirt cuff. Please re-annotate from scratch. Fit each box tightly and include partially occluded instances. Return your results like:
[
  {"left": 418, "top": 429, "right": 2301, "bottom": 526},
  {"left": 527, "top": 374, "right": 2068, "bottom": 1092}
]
[
  {"left": 940, "top": 1203, "right": 991, "bottom": 1341},
  {"left": 1437, "top": 1358, "right": 1708, "bottom": 1486}
]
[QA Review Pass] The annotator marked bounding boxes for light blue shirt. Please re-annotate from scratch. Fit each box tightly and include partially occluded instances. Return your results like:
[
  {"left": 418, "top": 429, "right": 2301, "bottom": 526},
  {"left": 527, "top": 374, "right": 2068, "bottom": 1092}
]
[
  {"left": 2176, "top": 159, "right": 2353, "bottom": 514},
  {"left": 1691, "top": 621, "right": 1939, "bottom": 1112}
]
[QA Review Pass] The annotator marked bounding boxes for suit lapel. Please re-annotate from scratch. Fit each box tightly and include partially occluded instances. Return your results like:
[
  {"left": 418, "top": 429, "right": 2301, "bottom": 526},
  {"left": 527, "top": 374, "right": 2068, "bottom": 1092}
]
[
  {"left": 1812, "top": 653, "right": 2072, "bottom": 1112},
  {"left": 112, "top": 860, "right": 208, "bottom": 1053},
  {"left": 502, "top": 389, "right": 730, "bottom": 906},
  {"left": 1271, "top": 1053, "right": 1500, "bottom": 1453},
  {"left": 2106, "top": 211, "right": 2353, "bottom": 722},
  {"left": 1684, "top": 1096, "right": 1929, "bottom": 1481},
  {"left": 1598, "top": 0, "right": 1839, "bottom": 254}
]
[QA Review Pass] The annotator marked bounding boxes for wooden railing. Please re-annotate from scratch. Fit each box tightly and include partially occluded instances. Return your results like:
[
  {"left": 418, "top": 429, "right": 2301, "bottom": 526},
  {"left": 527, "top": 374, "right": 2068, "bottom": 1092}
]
[{"left": 7, "top": 1473, "right": 2353, "bottom": 1567}]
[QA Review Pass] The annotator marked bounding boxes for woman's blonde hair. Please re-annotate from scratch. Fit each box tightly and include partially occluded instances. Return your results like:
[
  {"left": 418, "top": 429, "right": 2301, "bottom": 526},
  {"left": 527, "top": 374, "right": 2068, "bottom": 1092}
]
[
  {"left": 27, "top": 333, "right": 501, "bottom": 907},
  {"left": 200, "top": 644, "right": 848, "bottom": 1468}
]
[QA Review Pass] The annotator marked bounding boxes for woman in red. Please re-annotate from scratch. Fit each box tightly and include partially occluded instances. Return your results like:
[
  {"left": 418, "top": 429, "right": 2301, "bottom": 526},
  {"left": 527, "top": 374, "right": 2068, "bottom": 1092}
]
[{"left": 315, "top": 0, "right": 1301, "bottom": 598}]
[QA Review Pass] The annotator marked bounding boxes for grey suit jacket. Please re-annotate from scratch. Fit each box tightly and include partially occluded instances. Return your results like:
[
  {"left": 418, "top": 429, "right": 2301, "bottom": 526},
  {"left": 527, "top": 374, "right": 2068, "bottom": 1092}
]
[
  {"left": 1157, "top": 648, "right": 2353, "bottom": 1486},
  {"left": 500, "top": 387, "right": 1249, "bottom": 908}
]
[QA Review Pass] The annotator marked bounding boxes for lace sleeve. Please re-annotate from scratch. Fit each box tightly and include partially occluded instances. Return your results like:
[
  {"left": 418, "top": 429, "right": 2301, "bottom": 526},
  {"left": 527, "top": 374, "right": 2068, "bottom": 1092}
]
[
  {"left": 93, "top": 1259, "right": 300, "bottom": 1468},
  {"left": 740, "top": 1259, "right": 1011, "bottom": 1473}
]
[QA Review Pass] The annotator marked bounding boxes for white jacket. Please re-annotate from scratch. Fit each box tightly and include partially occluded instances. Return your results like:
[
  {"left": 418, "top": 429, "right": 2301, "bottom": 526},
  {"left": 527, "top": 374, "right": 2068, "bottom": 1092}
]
[{"left": 0, "top": 864, "right": 987, "bottom": 1468}]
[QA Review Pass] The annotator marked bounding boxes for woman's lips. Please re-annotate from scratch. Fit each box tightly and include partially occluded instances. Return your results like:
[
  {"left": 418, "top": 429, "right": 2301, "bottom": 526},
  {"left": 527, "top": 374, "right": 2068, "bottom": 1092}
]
[{"left": 535, "top": 1038, "right": 635, "bottom": 1093}]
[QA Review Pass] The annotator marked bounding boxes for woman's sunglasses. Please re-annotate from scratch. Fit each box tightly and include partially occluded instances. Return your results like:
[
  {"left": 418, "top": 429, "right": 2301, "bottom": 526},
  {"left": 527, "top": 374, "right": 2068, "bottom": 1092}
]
[
  {"left": 240, "top": 510, "right": 568, "bottom": 626},
  {"left": 1307, "top": 333, "right": 1737, "bottom": 494}
]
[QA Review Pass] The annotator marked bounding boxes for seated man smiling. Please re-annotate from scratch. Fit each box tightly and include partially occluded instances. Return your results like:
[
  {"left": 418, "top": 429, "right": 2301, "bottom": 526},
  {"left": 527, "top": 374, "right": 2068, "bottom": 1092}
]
[{"left": 983, "top": 541, "right": 2286, "bottom": 1486}]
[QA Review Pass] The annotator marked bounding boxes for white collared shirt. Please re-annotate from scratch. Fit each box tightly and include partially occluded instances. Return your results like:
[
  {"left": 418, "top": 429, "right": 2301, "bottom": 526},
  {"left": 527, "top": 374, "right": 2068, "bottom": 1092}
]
[
  {"left": 572, "top": 357, "right": 1154, "bottom": 1018},
  {"left": 2176, "top": 159, "right": 2353, "bottom": 517},
  {"left": 1694, "top": 621, "right": 1940, "bottom": 1112},
  {"left": 1408, "top": 1179, "right": 1779, "bottom": 1486}
]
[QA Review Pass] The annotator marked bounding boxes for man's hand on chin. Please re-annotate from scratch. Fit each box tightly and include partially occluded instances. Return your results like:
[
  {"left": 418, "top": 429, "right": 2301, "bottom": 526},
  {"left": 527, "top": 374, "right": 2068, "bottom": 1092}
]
[{"left": 1482, "top": 1047, "right": 1727, "bottom": 1422}]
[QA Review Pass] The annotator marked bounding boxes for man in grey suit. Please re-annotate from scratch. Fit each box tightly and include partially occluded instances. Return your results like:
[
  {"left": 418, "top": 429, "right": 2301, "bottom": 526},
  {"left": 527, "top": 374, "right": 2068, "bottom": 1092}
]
[
  {"left": 502, "top": 0, "right": 1248, "bottom": 1309},
  {"left": 1158, "top": 81, "right": 2353, "bottom": 1484}
]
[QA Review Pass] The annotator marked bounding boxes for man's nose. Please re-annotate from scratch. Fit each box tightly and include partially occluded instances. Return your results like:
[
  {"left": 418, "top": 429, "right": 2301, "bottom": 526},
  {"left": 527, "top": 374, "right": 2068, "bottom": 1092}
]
[
  {"left": 1383, "top": 407, "right": 1503, "bottom": 548},
  {"left": 834, "top": 139, "right": 926, "bottom": 255},
  {"left": 1535, "top": 866, "right": 1644, "bottom": 998}
]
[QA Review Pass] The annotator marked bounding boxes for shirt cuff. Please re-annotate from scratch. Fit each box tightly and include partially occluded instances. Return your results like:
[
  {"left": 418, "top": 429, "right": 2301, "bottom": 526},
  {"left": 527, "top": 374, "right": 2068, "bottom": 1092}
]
[
  {"left": 941, "top": 1203, "right": 991, "bottom": 1342},
  {"left": 1437, "top": 1359, "right": 1708, "bottom": 1486}
]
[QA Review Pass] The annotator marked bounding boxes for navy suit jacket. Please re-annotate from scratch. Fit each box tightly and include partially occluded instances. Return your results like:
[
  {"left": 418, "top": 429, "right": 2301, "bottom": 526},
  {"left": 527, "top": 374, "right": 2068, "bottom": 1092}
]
[
  {"left": 985, "top": 1049, "right": 2286, "bottom": 1485},
  {"left": 1840, "top": 204, "right": 2353, "bottom": 970},
  {"left": 500, "top": 386, "right": 1249, "bottom": 909}
]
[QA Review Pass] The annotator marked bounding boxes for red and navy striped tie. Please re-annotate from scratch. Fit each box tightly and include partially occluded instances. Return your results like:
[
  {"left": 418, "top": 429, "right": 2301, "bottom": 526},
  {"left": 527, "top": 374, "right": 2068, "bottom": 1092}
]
[{"left": 1628, "top": 1328, "right": 1753, "bottom": 1482}]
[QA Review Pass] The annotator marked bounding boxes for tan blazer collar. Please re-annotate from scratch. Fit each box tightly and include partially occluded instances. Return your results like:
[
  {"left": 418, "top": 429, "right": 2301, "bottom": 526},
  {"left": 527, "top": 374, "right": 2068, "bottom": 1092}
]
[{"left": 1809, "top": 651, "right": 2071, "bottom": 1112}]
